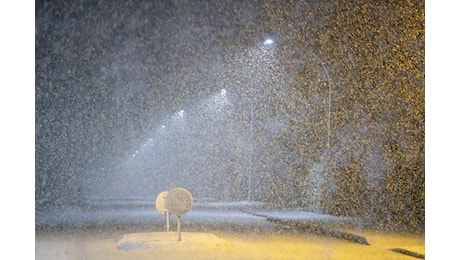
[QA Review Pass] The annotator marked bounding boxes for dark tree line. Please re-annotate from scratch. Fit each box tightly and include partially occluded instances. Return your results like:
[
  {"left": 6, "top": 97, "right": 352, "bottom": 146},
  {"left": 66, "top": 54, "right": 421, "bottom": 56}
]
[{"left": 251, "top": 0, "right": 424, "bottom": 233}]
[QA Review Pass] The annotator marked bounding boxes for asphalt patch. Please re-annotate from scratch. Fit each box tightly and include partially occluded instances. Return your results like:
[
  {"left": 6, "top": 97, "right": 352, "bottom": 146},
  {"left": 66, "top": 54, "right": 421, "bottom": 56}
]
[
  {"left": 266, "top": 217, "right": 370, "bottom": 246},
  {"left": 390, "top": 248, "right": 425, "bottom": 259}
]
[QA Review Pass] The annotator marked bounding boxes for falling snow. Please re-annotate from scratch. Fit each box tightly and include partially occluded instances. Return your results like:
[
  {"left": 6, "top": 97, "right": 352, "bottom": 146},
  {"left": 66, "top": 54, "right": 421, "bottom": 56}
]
[{"left": 36, "top": 0, "right": 424, "bottom": 258}]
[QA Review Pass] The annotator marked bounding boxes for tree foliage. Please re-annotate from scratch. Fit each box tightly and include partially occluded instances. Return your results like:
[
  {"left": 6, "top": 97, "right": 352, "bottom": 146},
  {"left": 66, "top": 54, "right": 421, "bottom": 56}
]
[{"left": 256, "top": 0, "right": 424, "bottom": 232}]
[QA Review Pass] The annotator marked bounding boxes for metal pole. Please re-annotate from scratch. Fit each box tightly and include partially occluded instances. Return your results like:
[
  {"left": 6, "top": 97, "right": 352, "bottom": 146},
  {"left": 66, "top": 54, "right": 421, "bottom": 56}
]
[
  {"left": 311, "top": 53, "right": 332, "bottom": 151},
  {"left": 248, "top": 101, "right": 253, "bottom": 202},
  {"left": 177, "top": 215, "right": 182, "bottom": 241},
  {"left": 166, "top": 211, "right": 170, "bottom": 232}
]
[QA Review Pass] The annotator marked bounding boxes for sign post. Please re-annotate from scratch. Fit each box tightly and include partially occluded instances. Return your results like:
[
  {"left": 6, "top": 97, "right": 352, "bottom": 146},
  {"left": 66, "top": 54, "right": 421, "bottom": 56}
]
[
  {"left": 165, "top": 187, "right": 193, "bottom": 241},
  {"left": 155, "top": 191, "right": 170, "bottom": 232}
]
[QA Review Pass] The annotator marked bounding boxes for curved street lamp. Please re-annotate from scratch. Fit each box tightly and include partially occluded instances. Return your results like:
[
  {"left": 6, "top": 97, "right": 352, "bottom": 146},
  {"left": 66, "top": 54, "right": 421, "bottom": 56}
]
[
  {"left": 311, "top": 53, "right": 332, "bottom": 151},
  {"left": 248, "top": 101, "right": 253, "bottom": 202}
]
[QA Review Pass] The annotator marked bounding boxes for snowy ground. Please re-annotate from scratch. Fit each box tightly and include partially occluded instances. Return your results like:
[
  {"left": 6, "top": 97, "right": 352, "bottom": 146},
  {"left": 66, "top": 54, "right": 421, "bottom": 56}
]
[{"left": 35, "top": 200, "right": 425, "bottom": 259}]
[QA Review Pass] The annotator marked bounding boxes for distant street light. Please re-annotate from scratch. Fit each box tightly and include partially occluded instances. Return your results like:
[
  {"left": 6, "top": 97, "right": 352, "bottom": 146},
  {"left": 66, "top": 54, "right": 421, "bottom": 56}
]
[
  {"left": 247, "top": 37, "right": 275, "bottom": 201},
  {"left": 263, "top": 38, "right": 274, "bottom": 48},
  {"left": 248, "top": 101, "right": 253, "bottom": 202},
  {"left": 311, "top": 53, "right": 332, "bottom": 151}
]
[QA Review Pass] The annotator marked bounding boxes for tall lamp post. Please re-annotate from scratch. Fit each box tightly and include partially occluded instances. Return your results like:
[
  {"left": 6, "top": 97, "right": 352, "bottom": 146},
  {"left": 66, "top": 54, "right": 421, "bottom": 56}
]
[
  {"left": 246, "top": 37, "right": 275, "bottom": 202},
  {"left": 248, "top": 101, "right": 253, "bottom": 202},
  {"left": 311, "top": 53, "right": 332, "bottom": 151}
]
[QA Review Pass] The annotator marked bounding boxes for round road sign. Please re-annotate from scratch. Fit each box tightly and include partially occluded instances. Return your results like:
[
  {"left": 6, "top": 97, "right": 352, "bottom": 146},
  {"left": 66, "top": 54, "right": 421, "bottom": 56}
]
[
  {"left": 165, "top": 187, "right": 193, "bottom": 216},
  {"left": 155, "top": 191, "right": 169, "bottom": 215}
]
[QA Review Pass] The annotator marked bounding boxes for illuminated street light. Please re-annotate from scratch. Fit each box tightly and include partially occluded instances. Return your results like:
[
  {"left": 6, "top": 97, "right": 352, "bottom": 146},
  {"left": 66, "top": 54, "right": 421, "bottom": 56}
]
[
  {"left": 311, "top": 53, "right": 332, "bottom": 151},
  {"left": 247, "top": 37, "right": 275, "bottom": 201},
  {"left": 248, "top": 101, "right": 253, "bottom": 202},
  {"left": 263, "top": 37, "right": 275, "bottom": 49},
  {"left": 221, "top": 89, "right": 253, "bottom": 202}
]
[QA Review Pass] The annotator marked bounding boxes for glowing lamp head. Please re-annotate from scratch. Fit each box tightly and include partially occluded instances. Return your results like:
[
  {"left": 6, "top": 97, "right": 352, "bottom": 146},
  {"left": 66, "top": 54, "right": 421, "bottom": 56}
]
[{"left": 263, "top": 38, "right": 274, "bottom": 48}]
